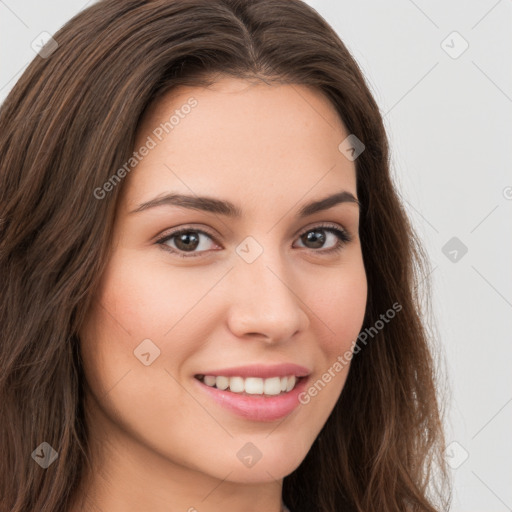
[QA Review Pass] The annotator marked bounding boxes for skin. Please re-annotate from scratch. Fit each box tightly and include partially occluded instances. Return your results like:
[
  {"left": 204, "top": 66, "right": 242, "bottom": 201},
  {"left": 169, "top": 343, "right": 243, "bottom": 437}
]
[{"left": 73, "top": 77, "right": 367, "bottom": 512}]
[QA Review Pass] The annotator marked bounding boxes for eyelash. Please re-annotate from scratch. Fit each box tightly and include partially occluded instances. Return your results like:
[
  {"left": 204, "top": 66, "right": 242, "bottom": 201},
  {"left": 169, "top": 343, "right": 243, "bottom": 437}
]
[{"left": 155, "top": 223, "right": 352, "bottom": 259}]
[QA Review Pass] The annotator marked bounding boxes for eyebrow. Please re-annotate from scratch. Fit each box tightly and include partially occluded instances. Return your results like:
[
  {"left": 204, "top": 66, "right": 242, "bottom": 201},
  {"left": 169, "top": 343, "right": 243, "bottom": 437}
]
[{"left": 129, "top": 190, "right": 360, "bottom": 218}]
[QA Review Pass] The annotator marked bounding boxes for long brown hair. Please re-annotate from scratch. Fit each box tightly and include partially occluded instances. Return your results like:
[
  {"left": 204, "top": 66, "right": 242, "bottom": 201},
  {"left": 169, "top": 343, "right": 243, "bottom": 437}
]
[{"left": 0, "top": 1, "right": 451, "bottom": 510}]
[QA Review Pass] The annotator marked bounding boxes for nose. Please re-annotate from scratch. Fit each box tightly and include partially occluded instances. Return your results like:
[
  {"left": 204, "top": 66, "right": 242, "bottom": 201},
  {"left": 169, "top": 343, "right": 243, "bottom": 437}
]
[{"left": 225, "top": 250, "right": 310, "bottom": 344}]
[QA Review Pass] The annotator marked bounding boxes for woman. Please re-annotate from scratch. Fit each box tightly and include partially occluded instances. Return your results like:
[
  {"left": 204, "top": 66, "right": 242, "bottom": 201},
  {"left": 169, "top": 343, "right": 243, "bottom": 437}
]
[{"left": 0, "top": 1, "right": 451, "bottom": 511}]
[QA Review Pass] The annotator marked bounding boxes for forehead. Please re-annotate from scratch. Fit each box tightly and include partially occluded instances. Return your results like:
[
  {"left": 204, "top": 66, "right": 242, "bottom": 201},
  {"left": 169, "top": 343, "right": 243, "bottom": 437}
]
[{"left": 122, "top": 78, "right": 356, "bottom": 214}]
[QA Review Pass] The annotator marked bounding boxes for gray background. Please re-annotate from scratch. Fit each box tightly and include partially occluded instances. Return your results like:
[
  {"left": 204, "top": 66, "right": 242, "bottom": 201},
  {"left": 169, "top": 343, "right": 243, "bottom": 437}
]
[{"left": 1, "top": 1, "right": 511, "bottom": 510}]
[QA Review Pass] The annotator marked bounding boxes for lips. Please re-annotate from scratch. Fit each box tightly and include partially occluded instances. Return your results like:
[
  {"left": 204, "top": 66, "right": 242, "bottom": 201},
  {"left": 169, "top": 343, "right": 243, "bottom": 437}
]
[{"left": 193, "top": 363, "right": 311, "bottom": 422}]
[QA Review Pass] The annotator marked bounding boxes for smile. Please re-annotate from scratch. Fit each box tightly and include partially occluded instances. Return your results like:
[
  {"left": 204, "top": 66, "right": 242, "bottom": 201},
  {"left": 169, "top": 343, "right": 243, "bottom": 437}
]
[
  {"left": 195, "top": 374, "right": 299, "bottom": 396},
  {"left": 192, "top": 363, "right": 311, "bottom": 421}
]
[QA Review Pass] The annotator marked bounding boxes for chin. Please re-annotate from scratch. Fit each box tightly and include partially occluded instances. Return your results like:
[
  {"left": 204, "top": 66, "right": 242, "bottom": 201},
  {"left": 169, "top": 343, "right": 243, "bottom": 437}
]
[{"left": 209, "top": 443, "right": 309, "bottom": 483}]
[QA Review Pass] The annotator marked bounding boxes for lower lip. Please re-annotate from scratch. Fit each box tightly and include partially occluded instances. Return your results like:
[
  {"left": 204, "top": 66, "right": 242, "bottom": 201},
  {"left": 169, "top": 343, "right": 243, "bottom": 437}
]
[{"left": 194, "top": 376, "right": 309, "bottom": 422}]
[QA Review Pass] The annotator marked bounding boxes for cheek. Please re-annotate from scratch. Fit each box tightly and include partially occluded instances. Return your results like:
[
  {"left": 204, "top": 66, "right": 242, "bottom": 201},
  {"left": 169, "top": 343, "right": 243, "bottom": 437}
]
[
  {"left": 291, "top": 257, "right": 366, "bottom": 415},
  {"left": 92, "top": 251, "right": 214, "bottom": 340},
  {"left": 79, "top": 250, "right": 222, "bottom": 393},
  {"left": 309, "top": 258, "right": 367, "bottom": 356},
  {"left": 78, "top": 254, "right": 208, "bottom": 455}
]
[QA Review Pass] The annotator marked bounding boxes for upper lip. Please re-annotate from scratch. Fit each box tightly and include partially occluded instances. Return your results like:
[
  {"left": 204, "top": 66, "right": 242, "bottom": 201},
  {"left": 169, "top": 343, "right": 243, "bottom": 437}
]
[{"left": 195, "top": 363, "right": 311, "bottom": 379}]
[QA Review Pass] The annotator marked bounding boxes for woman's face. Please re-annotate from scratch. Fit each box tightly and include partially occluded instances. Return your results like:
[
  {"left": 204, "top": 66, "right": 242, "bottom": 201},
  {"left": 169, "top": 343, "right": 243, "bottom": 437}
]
[{"left": 80, "top": 77, "right": 367, "bottom": 487}]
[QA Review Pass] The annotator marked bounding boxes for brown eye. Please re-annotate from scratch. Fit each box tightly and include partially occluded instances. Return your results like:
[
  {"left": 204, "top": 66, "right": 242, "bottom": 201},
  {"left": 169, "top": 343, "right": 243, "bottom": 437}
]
[
  {"left": 294, "top": 225, "right": 351, "bottom": 254},
  {"left": 171, "top": 231, "right": 201, "bottom": 252},
  {"left": 157, "top": 228, "right": 218, "bottom": 258}
]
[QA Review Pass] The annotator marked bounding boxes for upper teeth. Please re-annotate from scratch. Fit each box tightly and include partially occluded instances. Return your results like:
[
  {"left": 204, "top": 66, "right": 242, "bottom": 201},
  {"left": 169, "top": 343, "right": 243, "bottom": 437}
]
[{"left": 200, "top": 375, "right": 297, "bottom": 395}]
